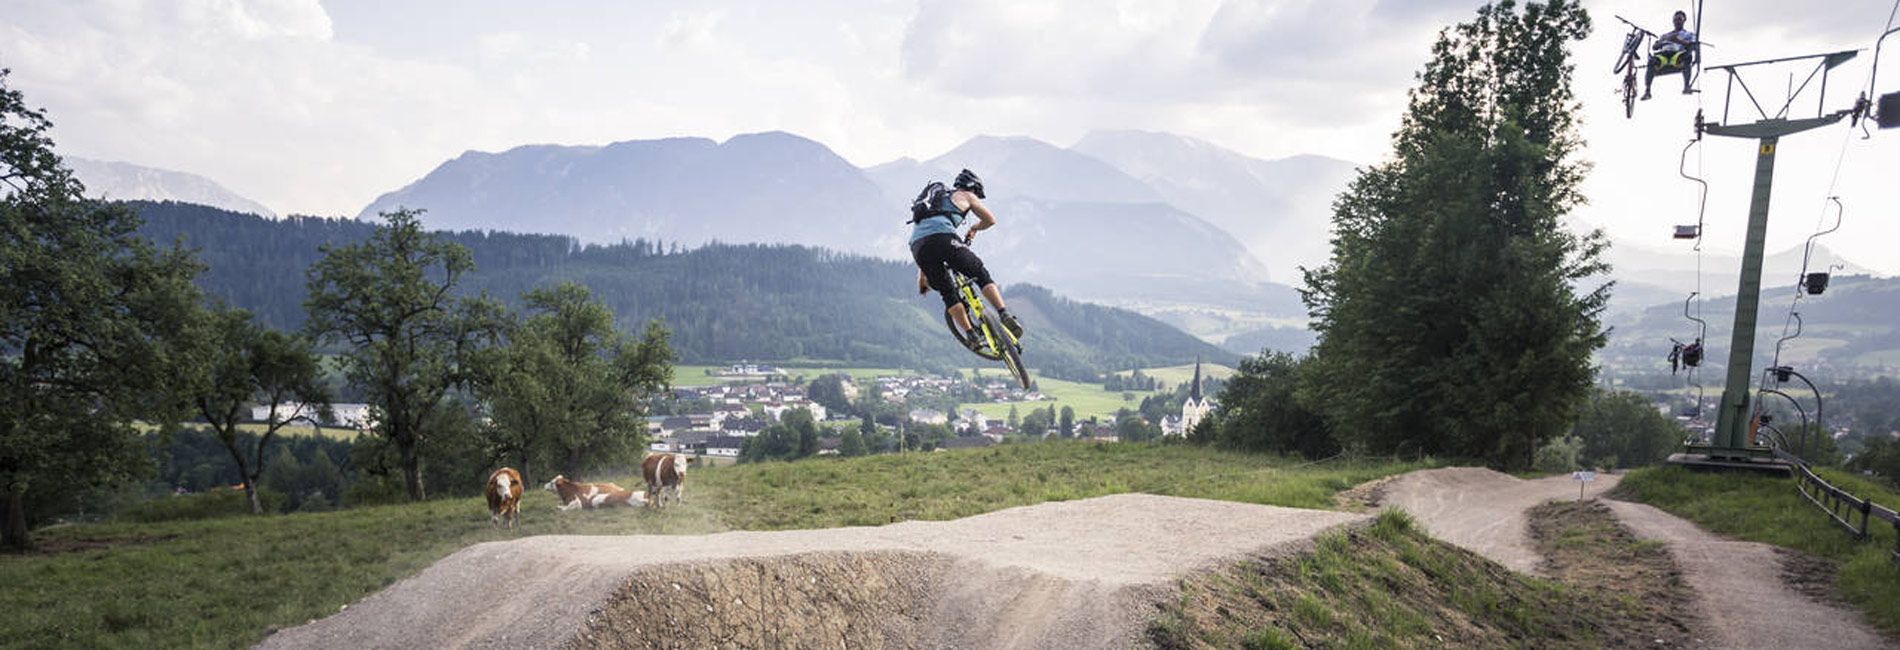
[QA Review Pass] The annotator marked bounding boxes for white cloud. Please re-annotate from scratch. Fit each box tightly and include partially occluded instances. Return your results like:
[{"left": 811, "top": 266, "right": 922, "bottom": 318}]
[{"left": 1, "top": 0, "right": 1894, "bottom": 274}]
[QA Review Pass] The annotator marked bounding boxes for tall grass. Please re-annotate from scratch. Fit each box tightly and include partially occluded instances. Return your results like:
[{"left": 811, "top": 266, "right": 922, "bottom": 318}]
[
  {"left": 0, "top": 443, "right": 1424, "bottom": 650},
  {"left": 1615, "top": 465, "right": 1900, "bottom": 635}
]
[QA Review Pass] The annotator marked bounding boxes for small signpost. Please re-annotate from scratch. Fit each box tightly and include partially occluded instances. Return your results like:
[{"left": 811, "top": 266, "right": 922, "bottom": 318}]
[{"left": 1572, "top": 470, "right": 1597, "bottom": 500}]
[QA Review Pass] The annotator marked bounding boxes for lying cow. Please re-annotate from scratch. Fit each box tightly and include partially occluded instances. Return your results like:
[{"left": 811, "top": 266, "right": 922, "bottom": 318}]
[
  {"left": 543, "top": 474, "right": 647, "bottom": 511},
  {"left": 642, "top": 453, "right": 688, "bottom": 509},
  {"left": 485, "top": 467, "right": 524, "bottom": 529}
]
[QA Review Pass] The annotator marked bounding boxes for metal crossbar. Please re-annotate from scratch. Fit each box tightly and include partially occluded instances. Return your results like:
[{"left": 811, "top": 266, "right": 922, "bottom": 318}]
[{"left": 1706, "top": 49, "right": 1860, "bottom": 123}]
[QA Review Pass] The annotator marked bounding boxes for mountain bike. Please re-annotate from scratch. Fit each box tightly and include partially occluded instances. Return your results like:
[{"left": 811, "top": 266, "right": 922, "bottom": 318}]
[
  {"left": 1613, "top": 15, "right": 1655, "bottom": 119},
  {"left": 941, "top": 264, "right": 1030, "bottom": 390}
]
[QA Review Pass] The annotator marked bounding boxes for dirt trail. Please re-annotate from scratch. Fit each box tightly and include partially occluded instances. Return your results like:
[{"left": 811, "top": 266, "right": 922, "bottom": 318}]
[
  {"left": 254, "top": 494, "right": 1364, "bottom": 650},
  {"left": 1382, "top": 467, "right": 1891, "bottom": 650},
  {"left": 1380, "top": 466, "right": 1618, "bottom": 574},
  {"left": 257, "top": 468, "right": 1893, "bottom": 650}
]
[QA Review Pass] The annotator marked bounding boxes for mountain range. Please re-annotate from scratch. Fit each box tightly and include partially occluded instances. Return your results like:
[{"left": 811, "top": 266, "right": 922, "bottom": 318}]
[
  {"left": 358, "top": 130, "right": 1356, "bottom": 311},
  {"left": 130, "top": 201, "right": 1239, "bottom": 380},
  {"left": 66, "top": 157, "right": 276, "bottom": 218},
  {"left": 90, "top": 130, "right": 1888, "bottom": 367}
]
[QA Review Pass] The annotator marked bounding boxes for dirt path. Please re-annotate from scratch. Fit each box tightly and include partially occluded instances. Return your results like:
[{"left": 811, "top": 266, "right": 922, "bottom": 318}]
[
  {"left": 1382, "top": 467, "right": 1890, "bottom": 650},
  {"left": 1380, "top": 466, "right": 1618, "bottom": 575},
  {"left": 253, "top": 494, "right": 1364, "bottom": 650},
  {"left": 256, "top": 468, "right": 1892, "bottom": 650}
]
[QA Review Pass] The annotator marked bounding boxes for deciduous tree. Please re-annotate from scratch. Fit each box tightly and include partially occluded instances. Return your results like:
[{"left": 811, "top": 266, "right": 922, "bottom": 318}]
[
  {"left": 0, "top": 69, "right": 204, "bottom": 547},
  {"left": 179, "top": 305, "right": 330, "bottom": 514},
  {"left": 480, "top": 282, "right": 673, "bottom": 482},
  {"left": 303, "top": 208, "right": 503, "bottom": 500}
]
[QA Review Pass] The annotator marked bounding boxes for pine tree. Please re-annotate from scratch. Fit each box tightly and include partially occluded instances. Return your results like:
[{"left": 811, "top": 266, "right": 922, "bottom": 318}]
[{"left": 1300, "top": 0, "right": 1608, "bottom": 469}]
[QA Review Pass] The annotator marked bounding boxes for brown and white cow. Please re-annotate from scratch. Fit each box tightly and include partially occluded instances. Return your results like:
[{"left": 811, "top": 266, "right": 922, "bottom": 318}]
[
  {"left": 543, "top": 474, "right": 647, "bottom": 510},
  {"left": 641, "top": 453, "right": 688, "bottom": 509},
  {"left": 485, "top": 467, "right": 524, "bottom": 529}
]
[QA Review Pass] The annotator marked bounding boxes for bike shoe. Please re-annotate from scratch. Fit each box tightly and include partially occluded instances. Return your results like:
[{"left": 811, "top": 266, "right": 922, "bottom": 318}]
[
  {"left": 963, "top": 329, "right": 991, "bottom": 355},
  {"left": 1000, "top": 311, "right": 1024, "bottom": 338},
  {"left": 1641, "top": 91, "right": 1652, "bottom": 100}
]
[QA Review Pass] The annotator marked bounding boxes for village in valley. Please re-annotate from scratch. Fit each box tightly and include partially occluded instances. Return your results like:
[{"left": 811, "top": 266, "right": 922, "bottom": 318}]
[{"left": 643, "top": 362, "right": 1217, "bottom": 460}]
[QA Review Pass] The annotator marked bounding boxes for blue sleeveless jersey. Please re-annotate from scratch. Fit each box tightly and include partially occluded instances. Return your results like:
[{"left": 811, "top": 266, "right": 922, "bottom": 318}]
[{"left": 908, "top": 192, "right": 969, "bottom": 243}]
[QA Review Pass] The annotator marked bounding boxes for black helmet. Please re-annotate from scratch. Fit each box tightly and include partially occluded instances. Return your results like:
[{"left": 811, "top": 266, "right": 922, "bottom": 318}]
[{"left": 953, "top": 168, "right": 985, "bottom": 199}]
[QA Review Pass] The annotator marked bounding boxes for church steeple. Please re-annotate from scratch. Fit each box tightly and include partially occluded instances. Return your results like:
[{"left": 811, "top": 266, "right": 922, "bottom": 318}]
[{"left": 1189, "top": 355, "right": 1203, "bottom": 402}]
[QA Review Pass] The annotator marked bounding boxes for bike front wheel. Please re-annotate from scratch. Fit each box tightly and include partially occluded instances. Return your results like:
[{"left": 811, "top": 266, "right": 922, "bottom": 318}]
[{"left": 1623, "top": 71, "right": 1637, "bottom": 119}]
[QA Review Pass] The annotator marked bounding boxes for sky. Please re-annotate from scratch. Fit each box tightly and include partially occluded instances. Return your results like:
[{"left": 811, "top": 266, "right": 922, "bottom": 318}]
[{"left": 3, "top": 0, "right": 1897, "bottom": 274}]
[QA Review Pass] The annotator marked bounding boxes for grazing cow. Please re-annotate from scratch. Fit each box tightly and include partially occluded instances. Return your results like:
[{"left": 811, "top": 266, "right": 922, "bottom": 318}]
[
  {"left": 542, "top": 475, "right": 646, "bottom": 510},
  {"left": 642, "top": 453, "right": 689, "bottom": 509},
  {"left": 485, "top": 468, "right": 524, "bottom": 529}
]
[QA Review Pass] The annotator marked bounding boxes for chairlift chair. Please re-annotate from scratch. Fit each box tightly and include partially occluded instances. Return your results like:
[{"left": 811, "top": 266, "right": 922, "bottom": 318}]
[
  {"left": 1673, "top": 224, "right": 1700, "bottom": 239},
  {"left": 1803, "top": 271, "right": 1830, "bottom": 295},
  {"left": 1880, "top": 91, "right": 1900, "bottom": 129}
]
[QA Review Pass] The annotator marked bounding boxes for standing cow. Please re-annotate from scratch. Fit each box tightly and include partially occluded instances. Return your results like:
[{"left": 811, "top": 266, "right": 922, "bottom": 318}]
[
  {"left": 642, "top": 453, "right": 688, "bottom": 509},
  {"left": 485, "top": 467, "right": 524, "bottom": 529},
  {"left": 543, "top": 475, "right": 646, "bottom": 510}
]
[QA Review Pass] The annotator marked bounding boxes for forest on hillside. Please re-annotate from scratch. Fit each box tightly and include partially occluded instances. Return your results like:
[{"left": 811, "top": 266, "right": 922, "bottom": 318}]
[{"left": 131, "top": 201, "right": 1236, "bottom": 380}]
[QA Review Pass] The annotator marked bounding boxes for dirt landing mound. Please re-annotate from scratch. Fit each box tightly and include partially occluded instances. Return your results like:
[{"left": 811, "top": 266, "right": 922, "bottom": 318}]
[
  {"left": 1380, "top": 466, "right": 1617, "bottom": 575},
  {"left": 255, "top": 494, "right": 1364, "bottom": 650}
]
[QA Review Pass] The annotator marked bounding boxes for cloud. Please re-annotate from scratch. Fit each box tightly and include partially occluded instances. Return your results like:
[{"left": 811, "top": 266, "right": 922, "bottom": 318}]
[
  {"left": 1, "top": 0, "right": 517, "bottom": 215},
  {"left": 900, "top": 0, "right": 1482, "bottom": 126}
]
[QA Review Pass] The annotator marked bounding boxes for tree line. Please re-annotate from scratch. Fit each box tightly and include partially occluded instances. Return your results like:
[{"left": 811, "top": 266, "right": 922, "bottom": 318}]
[
  {"left": 132, "top": 201, "right": 1238, "bottom": 382},
  {"left": 0, "top": 68, "right": 675, "bottom": 548}
]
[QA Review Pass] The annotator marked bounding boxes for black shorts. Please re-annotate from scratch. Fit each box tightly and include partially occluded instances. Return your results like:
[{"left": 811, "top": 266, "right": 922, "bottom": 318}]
[{"left": 910, "top": 233, "right": 993, "bottom": 309}]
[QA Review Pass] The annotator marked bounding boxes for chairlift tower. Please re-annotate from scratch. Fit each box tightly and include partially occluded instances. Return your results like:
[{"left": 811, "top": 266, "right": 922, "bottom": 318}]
[{"left": 1676, "top": 50, "right": 1861, "bottom": 467}]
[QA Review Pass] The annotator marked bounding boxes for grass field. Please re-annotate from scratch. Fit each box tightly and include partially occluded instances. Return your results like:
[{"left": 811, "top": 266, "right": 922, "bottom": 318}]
[
  {"left": 1615, "top": 465, "right": 1900, "bottom": 635},
  {"left": 962, "top": 369, "right": 1146, "bottom": 422},
  {"left": 135, "top": 422, "right": 362, "bottom": 441},
  {"left": 0, "top": 444, "right": 1428, "bottom": 650},
  {"left": 1111, "top": 362, "right": 1237, "bottom": 388}
]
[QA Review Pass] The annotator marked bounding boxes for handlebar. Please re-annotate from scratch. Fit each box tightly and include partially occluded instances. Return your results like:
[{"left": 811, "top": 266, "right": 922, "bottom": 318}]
[{"left": 1614, "top": 15, "right": 1656, "bottom": 37}]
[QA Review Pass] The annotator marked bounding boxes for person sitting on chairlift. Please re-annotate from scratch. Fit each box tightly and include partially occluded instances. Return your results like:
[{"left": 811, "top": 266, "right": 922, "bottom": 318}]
[
  {"left": 1644, "top": 10, "right": 1697, "bottom": 100},
  {"left": 1668, "top": 337, "right": 1704, "bottom": 375}
]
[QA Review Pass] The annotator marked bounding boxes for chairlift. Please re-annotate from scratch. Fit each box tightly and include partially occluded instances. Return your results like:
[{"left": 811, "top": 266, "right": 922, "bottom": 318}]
[
  {"left": 1673, "top": 224, "right": 1700, "bottom": 239},
  {"left": 1880, "top": 91, "right": 1900, "bottom": 128},
  {"left": 1796, "top": 198, "right": 1844, "bottom": 296},
  {"left": 1803, "top": 271, "right": 1830, "bottom": 295}
]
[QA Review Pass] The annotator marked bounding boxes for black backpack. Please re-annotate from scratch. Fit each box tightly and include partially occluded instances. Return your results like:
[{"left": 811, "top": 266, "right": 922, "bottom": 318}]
[{"left": 907, "top": 181, "right": 956, "bottom": 224}]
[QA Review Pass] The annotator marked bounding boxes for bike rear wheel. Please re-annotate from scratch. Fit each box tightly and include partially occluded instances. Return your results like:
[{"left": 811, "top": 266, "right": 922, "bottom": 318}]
[{"left": 984, "top": 311, "right": 1030, "bottom": 389}]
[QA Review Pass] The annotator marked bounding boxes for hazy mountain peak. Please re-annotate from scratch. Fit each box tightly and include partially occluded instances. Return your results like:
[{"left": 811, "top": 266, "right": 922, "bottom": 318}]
[
  {"left": 1069, "top": 133, "right": 1357, "bottom": 282},
  {"left": 926, "top": 134, "right": 1162, "bottom": 204},
  {"left": 66, "top": 157, "right": 277, "bottom": 218}
]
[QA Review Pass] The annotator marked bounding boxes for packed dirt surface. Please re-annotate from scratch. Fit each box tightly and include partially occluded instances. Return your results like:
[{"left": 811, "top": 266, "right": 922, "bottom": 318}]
[
  {"left": 1382, "top": 467, "right": 1892, "bottom": 650},
  {"left": 253, "top": 494, "right": 1363, "bottom": 650},
  {"left": 1604, "top": 499, "right": 1891, "bottom": 650},
  {"left": 1380, "top": 466, "right": 1619, "bottom": 574},
  {"left": 258, "top": 468, "right": 1893, "bottom": 650}
]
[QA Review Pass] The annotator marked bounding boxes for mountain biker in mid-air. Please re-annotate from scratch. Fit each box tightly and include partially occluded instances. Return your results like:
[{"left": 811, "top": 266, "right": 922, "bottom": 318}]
[
  {"left": 911, "top": 168, "right": 1024, "bottom": 354},
  {"left": 1644, "top": 9, "right": 1697, "bottom": 100}
]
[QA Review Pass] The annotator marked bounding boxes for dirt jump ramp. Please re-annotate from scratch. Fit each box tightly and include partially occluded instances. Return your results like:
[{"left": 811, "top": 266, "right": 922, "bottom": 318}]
[{"left": 254, "top": 493, "right": 1364, "bottom": 650}]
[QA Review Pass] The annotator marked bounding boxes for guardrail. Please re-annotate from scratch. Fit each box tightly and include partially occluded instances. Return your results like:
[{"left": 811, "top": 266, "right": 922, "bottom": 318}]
[{"left": 1779, "top": 448, "right": 1900, "bottom": 562}]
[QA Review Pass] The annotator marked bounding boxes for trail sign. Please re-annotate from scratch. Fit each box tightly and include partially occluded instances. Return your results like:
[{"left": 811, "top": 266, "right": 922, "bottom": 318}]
[{"left": 1573, "top": 470, "right": 1597, "bottom": 499}]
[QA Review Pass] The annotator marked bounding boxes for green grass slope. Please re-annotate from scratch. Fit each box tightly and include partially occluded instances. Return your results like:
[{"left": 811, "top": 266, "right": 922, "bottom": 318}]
[{"left": 0, "top": 444, "right": 1421, "bottom": 650}]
